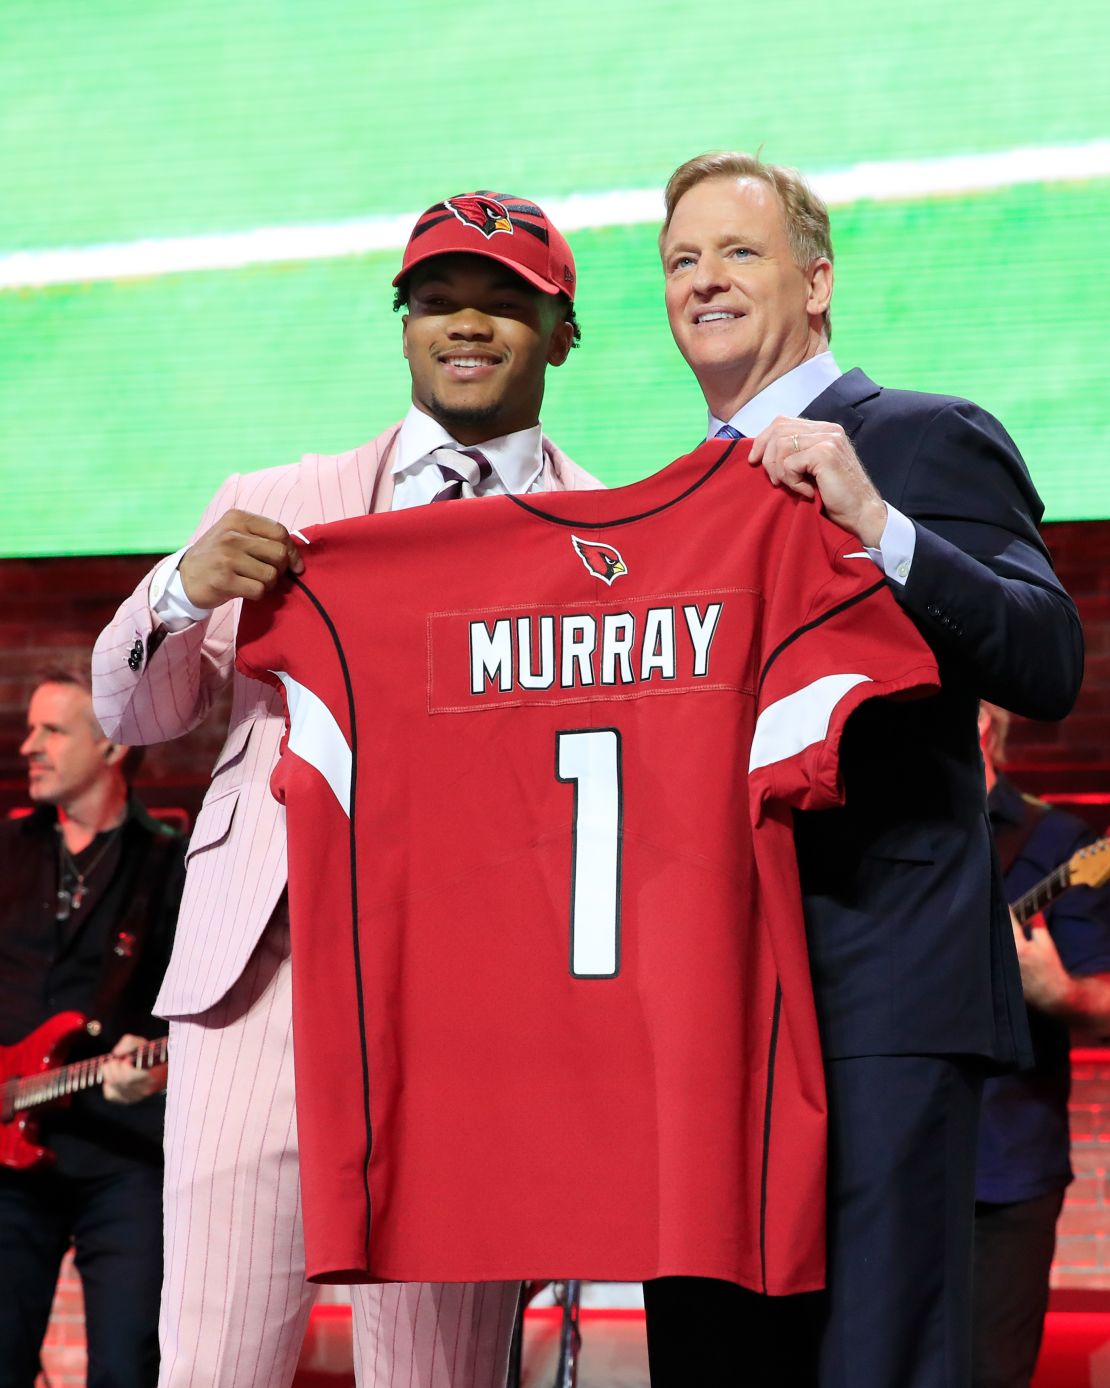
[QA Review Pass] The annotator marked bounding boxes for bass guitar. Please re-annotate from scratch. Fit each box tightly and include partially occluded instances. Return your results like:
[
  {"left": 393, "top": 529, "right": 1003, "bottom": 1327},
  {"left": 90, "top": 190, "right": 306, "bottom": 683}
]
[{"left": 0, "top": 1011, "right": 167, "bottom": 1170}]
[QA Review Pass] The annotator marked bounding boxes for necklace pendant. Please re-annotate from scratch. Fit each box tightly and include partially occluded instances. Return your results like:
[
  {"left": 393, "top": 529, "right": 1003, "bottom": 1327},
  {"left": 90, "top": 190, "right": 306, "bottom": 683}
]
[
  {"left": 71, "top": 884, "right": 86, "bottom": 911},
  {"left": 55, "top": 888, "right": 73, "bottom": 922}
]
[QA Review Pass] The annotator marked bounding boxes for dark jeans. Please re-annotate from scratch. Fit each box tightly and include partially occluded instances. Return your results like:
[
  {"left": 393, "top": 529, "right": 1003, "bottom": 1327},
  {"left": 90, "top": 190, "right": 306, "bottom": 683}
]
[
  {"left": 972, "top": 1187, "right": 1065, "bottom": 1388},
  {"left": 0, "top": 1162, "right": 163, "bottom": 1388}
]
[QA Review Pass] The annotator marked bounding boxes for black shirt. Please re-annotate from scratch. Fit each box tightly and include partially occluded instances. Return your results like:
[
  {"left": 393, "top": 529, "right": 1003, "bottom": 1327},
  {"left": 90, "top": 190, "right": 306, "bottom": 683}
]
[{"left": 0, "top": 802, "right": 184, "bottom": 1174}]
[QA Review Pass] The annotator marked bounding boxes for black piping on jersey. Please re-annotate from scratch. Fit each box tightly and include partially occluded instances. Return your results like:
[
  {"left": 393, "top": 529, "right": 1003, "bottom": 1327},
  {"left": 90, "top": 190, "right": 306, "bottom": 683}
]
[
  {"left": 756, "top": 580, "right": 886, "bottom": 700},
  {"left": 289, "top": 574, "right": 375, "bottom": 1241},
  {"left": 555, "top": 727, "right": 624, "bottom": 980},
  {"left": 504, "top": 439, "right": 741, "bottom": 529},
  {"left": 758, "top": 981, "right": 783, "bottom": 1291}
]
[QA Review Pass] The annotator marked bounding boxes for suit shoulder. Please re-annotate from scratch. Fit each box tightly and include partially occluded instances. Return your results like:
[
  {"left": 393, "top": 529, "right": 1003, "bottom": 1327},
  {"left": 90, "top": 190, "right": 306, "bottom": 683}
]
[
  {"left": 1025, "top": 798, "right": 1097, "bottom": 855},
  {"left": 867, "top": 382, "right": 999, "bottom": 427},
  {"left": 857, "top": 379, "right": 1025, "bottom": 475},
  {"left": 296, "top": 423, "right": 402, "bottom": 474}
]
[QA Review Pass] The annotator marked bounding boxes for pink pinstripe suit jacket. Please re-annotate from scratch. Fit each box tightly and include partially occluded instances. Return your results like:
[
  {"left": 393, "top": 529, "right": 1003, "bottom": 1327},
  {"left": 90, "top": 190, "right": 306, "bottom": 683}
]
[{"left": 92, "top": 424, "right": 601, "bottom": 1019}]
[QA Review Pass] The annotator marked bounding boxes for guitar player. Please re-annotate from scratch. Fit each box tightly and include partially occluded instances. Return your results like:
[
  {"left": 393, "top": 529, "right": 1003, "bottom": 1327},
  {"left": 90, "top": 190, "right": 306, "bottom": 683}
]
[
  {"left": 0, "top": 670, "right": 184, "bottom": 1388},
  {"left": 974, "top": 700, "right": 1110, "bottom": 1388}
]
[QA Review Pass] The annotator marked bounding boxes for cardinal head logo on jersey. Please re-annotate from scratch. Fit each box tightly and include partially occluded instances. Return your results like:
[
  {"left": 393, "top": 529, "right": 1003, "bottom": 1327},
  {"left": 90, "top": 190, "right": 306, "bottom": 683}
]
[
  {"left": 572, "top": 535, "right": 628, "bottom": 586},
  {"left": 445, "top": 195, "right": 513, "bottom": 239}
]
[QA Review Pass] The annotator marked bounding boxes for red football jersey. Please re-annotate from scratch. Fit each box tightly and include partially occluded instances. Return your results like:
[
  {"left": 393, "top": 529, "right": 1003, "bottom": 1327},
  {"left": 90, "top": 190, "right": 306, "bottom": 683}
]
[{"left": 236, "top": 438, "right": 939, "bottom": 1291}]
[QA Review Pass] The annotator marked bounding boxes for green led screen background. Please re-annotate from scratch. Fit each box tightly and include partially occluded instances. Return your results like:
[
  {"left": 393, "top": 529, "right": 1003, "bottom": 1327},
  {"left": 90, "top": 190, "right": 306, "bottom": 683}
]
[{"left": 2, "top": 0, "right": 1108, "bottom": 556}]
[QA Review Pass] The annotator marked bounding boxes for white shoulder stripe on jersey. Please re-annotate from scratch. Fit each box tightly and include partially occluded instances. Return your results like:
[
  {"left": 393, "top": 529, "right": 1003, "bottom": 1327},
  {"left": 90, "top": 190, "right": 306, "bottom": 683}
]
[
  {"left": 271, "top": 670, "right": 352, "bottom": 817},
  {"left": 749, "top": 672, "right": 872, "bottom": 773}
]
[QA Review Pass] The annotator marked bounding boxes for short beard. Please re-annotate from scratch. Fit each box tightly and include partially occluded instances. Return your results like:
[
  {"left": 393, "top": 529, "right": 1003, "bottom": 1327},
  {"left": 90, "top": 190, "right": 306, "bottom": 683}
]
[{"left": 423, "top": 393, "right": 503, "bottom": 436}]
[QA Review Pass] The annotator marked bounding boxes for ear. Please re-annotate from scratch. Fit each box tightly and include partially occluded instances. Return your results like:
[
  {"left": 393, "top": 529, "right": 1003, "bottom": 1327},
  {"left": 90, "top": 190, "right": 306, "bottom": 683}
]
[
  {"left": 806, "top": 257, "right": 833, "bottom": 322},
  {"left": 102, "top": 740, "right": 128, "bottom": 769},
  {"left": 401, "top": 314, "right": 410, "bottom": 361},
  {"left": 546, "top": 318, "right": 575, "bottom": 369}
]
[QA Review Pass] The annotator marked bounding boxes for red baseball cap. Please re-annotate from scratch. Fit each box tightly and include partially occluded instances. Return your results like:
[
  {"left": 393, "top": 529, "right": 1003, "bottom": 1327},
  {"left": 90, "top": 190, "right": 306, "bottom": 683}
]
[{"left": 393, "top": 192, "right": 576, "bottom": 302}]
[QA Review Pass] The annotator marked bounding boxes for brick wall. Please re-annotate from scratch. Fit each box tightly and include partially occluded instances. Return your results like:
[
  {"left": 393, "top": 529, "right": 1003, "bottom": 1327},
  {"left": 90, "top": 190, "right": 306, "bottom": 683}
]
[
  {"left": 1056, "top": 1051, "right": 1110, "bottom": 1289},
  {"left": 1002, "top": 521, "right": 1110, "bottom": 813},
  {"left": 37, "top": 1251, "right": 86, "bottom": 1388}
]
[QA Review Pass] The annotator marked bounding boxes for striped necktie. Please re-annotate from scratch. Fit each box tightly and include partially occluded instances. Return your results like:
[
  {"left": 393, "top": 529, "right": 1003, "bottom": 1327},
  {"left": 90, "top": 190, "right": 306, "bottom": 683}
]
[
  {"left": 430, "top": 447, "right": 494, "bottom": 502},
  {"left": 714, "top": 423, "right": 744, "bottom": 440}
]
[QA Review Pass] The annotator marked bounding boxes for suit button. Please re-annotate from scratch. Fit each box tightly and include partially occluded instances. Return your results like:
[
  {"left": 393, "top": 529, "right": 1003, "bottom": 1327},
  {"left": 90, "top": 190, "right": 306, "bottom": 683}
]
[{"left": 128, "top": 638, "right": 144, "bottom": 671}]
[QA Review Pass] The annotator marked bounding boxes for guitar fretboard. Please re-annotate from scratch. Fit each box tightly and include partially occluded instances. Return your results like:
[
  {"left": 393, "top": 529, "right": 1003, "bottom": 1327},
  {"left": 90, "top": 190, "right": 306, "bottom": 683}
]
[
  {"left": 1, "top": 1036, "right": 168, "bottom": 1114},
  {"left": 1012, "top": 865, "right": 1071, "bottom": 926}
]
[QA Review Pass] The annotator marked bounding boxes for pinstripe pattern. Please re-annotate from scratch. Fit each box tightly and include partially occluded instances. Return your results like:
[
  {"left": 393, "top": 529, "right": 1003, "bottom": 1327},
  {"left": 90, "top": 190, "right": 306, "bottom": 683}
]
[
  {"left": 160, "top": 912, "right": 313, "bottom": 1388},
  {"left": 352, "top": 1280, "right": 520, "bottom": 1388},
  {"left": 91, "top": 422, "right": 600, "bottom": 1388},
  {"left": 160, "top": 913, "right": 520, "bottom": 1388}
]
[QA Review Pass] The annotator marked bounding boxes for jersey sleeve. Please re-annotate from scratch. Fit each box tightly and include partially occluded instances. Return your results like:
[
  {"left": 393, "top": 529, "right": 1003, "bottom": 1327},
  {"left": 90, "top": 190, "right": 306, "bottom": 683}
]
[
  {"left": 234, "top": 525, "right": 354, "bottom": 815},
  {"left": 748, "top": 500, "right": 939, "bottom": 817}
]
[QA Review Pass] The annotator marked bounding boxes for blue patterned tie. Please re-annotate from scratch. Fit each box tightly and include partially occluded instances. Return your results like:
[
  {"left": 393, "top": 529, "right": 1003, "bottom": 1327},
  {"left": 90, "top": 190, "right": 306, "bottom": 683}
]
[
  {"left": 430, "top": 447, "right": 494, "bottom": 502},
  {"left": 714, "top": 423, "right": 744, "bottom": 440}
]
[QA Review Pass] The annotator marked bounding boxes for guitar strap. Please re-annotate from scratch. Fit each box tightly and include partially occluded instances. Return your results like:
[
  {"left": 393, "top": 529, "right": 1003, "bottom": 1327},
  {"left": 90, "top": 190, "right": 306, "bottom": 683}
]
[{"left": 994, "top": 792, "right": 1049, "bottom": 877}]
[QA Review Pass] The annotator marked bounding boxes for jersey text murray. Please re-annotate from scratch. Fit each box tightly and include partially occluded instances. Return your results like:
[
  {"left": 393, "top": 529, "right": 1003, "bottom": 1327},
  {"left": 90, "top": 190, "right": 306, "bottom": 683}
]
[{"left": 469, "top": 603, "right": 724, "bottom": 695}]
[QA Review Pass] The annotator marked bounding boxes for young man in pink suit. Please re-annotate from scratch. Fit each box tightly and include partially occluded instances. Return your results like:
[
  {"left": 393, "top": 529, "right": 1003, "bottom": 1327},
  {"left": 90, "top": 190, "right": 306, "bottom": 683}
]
[{"left": 91, "top": 191, "right": 601, "bottom": 1388}]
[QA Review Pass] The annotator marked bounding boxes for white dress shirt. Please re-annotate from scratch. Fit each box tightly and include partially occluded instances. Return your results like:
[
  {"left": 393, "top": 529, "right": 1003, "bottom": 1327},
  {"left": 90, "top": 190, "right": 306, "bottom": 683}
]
[
  {"left": 152, "top": 405, "right": 548, "bottom": 628},
  {"left": 707, "top": 352, "right": 916, "bottom": 586}
]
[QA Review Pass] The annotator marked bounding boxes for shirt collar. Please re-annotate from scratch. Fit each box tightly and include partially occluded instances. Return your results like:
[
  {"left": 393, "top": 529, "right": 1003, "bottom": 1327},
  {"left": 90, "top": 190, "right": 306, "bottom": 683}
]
[
  {"left": 708, "top": 352, "right": 842, "bottom": 439},
  {"left": 393, "top": 405, "right": 545, "bottom": 494}
]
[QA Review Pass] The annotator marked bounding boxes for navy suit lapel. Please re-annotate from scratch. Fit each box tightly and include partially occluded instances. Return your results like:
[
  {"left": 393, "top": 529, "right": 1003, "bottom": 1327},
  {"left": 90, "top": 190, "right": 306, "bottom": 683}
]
[{"left": 801, "top": 367, "right": 881, "bottom": 440}]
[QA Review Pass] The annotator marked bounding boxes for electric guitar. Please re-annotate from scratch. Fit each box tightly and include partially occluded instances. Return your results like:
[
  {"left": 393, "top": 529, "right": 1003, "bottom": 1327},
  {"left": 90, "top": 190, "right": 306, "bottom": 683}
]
[
  {"left": 1010, "top": 837, "right": 1110, "bottom": 926},
  {"left": 0, "top": 1011, "right": 168, "bottom": 1170}
]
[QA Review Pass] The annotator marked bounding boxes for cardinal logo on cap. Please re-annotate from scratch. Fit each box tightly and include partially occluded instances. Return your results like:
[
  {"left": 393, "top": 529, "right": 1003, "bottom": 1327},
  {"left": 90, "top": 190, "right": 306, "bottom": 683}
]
[
  {"left": 572, "top": 535, "right": 628, "bottom": 586},
  {"left": 445, "top": 195, "right": 513, "bottom": 239}
]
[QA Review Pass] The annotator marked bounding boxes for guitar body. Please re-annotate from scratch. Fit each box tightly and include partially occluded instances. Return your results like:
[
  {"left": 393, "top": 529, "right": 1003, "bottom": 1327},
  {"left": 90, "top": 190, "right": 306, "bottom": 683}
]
[{"left": 0, "top": 1011, "right": 88, "bottom": 1170}]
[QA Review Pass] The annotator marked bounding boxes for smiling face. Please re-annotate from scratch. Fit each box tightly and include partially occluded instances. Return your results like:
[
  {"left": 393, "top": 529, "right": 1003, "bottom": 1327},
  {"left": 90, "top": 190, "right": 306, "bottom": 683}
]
[
  {"left": 661, "top": 176, "right": 832, "bottom": 419},
  {"left": 401, "top": 254, "right": 574, "bottom": 445}
]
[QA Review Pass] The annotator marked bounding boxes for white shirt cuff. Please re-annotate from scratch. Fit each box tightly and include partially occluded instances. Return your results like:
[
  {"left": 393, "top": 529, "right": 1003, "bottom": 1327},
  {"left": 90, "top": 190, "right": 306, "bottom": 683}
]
[
  {"left": 149, "top": 548, "right": 213, "bottom": 631},
  {"left": 865, "top": 504, "right": 916, "bottom": 586}
]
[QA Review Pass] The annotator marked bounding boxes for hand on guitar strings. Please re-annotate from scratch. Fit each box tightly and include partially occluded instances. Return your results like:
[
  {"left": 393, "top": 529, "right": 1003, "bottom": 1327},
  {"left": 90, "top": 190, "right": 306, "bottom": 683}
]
[{"left": 102, "top": 1035, "right": 169, "bottom": 1105}]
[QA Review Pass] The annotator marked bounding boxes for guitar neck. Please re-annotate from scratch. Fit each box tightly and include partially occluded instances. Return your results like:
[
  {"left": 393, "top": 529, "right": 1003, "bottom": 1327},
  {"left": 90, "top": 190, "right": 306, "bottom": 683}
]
[
  {"left": 1011, "top": 863, "right": 1071, "bottom": 926},
  {"left": 4, "top": 1035, "right": 168, "bottom": 1116}
]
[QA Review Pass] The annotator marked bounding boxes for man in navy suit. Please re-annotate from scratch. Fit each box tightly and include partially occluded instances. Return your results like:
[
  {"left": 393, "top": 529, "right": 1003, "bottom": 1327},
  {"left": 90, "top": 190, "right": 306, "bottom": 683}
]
[{"left": 644, "top": 152, "right": 1084, "bottom": 1387}]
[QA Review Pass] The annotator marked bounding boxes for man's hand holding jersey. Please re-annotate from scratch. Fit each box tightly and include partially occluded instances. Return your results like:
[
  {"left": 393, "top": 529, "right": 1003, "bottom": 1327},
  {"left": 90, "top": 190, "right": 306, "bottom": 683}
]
[
  {"left": 748, "top": 415, "right": 888, "bottom": 549},
  {"left": 179, "top": 510, "right": 304, "bottom": 609}
]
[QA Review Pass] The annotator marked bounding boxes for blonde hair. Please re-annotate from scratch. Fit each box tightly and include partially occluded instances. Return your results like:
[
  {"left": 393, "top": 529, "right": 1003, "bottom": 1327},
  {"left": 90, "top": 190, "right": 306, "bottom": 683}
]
[{"left": 661, "top": 151, "right": 833, "bottom": 337}]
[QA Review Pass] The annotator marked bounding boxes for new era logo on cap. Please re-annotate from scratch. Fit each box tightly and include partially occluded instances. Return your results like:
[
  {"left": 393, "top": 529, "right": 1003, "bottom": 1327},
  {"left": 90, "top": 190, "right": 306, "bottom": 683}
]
[{"left": 394, "top": 190, "right": 577, "bottom": 302}]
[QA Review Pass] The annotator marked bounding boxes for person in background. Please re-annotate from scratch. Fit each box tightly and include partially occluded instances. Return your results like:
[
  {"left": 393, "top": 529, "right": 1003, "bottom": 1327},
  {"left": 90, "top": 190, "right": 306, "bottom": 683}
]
[
  {"left": 0, "top": 670, "right": 182, "bottom": 1388},
  {"left": 974, "top": 701, "right": 1110, "bottom": 1388}
]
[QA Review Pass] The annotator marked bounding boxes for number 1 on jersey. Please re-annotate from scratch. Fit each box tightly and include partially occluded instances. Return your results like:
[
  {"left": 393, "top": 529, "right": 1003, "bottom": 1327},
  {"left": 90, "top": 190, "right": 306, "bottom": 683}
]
[{"left": 556, "top": 729, "right": 622, "bottom": 978}]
